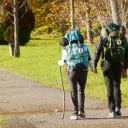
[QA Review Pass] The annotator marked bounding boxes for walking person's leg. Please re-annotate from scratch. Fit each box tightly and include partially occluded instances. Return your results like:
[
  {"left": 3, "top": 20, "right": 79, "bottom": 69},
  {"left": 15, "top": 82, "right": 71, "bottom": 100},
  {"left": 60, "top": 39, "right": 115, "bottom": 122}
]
[
  {"left": 113, "top": 64, "right": 122, "bottom": 116},
  {"left": 68, "top": 70, "right": 78, "bottom": 120},
  {"left": 103, "top": 67, "right": 116, "bottom": 118},
  {"left": 77, "top": 70, "right": 88, "bottom": 118}
]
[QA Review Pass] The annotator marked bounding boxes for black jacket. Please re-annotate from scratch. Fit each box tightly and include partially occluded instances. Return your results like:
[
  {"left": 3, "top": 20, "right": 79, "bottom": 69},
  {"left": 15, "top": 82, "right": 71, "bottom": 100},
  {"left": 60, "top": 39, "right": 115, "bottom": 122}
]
[{"left": 94, "top": 36, "right": 128, "bottom": 69}]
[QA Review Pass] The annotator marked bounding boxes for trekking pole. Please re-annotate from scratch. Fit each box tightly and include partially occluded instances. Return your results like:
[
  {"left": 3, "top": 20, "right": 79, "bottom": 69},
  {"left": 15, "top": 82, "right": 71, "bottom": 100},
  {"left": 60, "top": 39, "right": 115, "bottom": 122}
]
[{"left": 59, "top": 66, "right": 65, "bottom": 119}]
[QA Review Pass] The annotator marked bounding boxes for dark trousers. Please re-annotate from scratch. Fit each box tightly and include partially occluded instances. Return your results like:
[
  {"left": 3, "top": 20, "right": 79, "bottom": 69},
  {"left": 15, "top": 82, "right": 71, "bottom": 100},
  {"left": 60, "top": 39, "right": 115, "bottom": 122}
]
[
  {"left": 68, "top": 68, "right": 87, "bottom": 115},
  {"left": 103, "top": 62, "right": 122, "bottom": 112}
]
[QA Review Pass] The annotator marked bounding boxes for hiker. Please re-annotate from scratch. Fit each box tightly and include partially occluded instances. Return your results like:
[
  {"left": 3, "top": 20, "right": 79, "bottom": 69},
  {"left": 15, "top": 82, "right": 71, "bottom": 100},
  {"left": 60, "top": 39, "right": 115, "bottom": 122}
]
[
  {"left": 58, "top": 30, "right": 95, "bottom": 120},
  {"left": 94, "top": 22, "right": 128, "bottom": 118}
]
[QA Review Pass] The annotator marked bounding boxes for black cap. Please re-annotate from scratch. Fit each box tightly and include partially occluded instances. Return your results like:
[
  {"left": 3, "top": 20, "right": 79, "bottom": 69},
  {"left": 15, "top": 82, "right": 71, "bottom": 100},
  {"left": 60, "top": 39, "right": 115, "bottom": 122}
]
[{"left": 60, "top": 38, "right": 69, "bottom": 46}]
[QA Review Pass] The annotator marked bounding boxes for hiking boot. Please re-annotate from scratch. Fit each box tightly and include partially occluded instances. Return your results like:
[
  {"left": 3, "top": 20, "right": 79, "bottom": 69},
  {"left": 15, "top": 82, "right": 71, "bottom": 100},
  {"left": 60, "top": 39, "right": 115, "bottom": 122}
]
[
  {"left": 115, "top": 107, "right": 121, "bottom": 116},
  {"left": 70, "top": 114, "right": 78, "bottom": 120},
  {"left": 78, "top": 112, "right": 85, "bottom": 119},
  {"left": 108, "top": 111, "right": 116, "bottom": 118}
]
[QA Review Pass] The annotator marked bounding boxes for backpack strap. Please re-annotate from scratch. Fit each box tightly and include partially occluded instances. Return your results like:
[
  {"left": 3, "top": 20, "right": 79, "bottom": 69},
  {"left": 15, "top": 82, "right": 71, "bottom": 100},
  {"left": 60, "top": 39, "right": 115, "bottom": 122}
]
[
  {"left": 106, "top": 36, "right": 113, "bottom": 57},
  {"left": 106, "top": 36, "right": 125, "bottom": 58}
]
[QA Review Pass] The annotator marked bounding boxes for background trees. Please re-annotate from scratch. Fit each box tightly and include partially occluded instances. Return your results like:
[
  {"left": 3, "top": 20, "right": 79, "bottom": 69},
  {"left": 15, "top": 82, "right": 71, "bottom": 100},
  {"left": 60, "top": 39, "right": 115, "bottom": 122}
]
[
  {"left": 0, "top": 0, "right": 35, "bottom": 46},
  {"left": 0, "top": 0, "right": 127, "bottom": 45},
  {"left": 32, "top": 0, "right": 128, "bottom": 36}
]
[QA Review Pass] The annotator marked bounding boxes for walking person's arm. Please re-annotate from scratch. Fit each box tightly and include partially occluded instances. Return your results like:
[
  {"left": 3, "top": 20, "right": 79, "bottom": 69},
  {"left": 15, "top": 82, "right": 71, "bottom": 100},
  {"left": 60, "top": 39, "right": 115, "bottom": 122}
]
[
  {"left": 58, "top": 49, "right": 68, "bottom": 67},
  {"left": 94, "top": 37, "right": 104, "bottom": 73},
  {"left": 87, "top": 49, "right": 96, "bottom": 73}
]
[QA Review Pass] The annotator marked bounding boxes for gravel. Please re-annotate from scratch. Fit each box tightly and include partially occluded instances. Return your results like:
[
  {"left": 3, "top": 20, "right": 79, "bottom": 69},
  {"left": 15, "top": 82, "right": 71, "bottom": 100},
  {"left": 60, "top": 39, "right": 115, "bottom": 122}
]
[{"left": 0, "top": 71, "right": 128, "bottom": 128}]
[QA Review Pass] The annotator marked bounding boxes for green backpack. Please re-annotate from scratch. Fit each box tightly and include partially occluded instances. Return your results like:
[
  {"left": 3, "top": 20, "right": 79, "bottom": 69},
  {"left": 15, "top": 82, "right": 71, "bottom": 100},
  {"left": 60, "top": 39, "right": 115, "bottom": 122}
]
[{"left": 102, "top": 23, "right": 126, "bottom": 63}]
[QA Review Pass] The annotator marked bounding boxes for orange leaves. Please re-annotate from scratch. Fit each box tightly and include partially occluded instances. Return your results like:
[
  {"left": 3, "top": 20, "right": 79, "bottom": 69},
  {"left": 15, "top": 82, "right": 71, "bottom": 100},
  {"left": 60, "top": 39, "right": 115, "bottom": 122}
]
[{"left": 3, "top": 0, "right": 12, "bottom": 11}]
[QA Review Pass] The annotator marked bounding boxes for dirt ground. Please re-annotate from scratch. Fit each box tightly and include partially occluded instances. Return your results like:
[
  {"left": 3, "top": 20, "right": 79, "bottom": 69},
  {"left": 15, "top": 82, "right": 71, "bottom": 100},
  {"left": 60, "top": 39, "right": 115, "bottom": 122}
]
[{"left": 0, "top": 70, "right": 128, "bottom": 128}]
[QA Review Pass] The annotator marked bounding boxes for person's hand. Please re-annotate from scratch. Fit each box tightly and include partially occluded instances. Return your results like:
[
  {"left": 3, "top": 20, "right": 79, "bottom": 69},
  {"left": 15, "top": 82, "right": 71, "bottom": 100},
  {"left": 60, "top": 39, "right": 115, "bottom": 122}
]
[
  {"left": 94, "top": 68, "right": 98, "bottom": 74},
  {"left": 88, "top": 59, "right": 97, "bottom": 73},
  {"left": 58, "top": 60, "right": 65, "bottom": 66}
]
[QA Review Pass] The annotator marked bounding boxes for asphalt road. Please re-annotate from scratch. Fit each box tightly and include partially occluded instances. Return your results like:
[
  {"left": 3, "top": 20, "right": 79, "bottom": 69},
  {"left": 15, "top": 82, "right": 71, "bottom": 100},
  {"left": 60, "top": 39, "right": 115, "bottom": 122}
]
[{"left": 0, "top": 70, "right": 128, "bottom": 128}]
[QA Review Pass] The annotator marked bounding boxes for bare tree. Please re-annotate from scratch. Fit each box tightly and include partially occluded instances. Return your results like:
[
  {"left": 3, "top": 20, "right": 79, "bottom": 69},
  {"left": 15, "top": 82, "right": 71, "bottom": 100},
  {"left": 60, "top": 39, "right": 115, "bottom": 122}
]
[
  {"left": 14, "top": 0, "right": 19, "bottom": 57},
  {"left": 120, "top": 0, "right": 128, "bottom": 37},
  {"left": 3, "top": 0, "right": 31, "bottom": 57},
  {"left": 70, "top": 0, "right": 75, "bottom": 30},
  {"left": 84, "top": 0, "right": 93, "bottom": 45},
  {"left": 0, "top": 0, "right": 4, "bottom": 23},
  {"left": 110, "top": 0, "right": 121, "bottom": 24}
]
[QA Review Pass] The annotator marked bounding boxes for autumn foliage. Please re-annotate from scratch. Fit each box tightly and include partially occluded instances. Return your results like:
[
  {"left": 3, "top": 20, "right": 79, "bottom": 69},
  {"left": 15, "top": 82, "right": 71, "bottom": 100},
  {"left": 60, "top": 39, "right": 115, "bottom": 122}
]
[{"left": 0, "top": 0, "right": 127, "bottom": 44}]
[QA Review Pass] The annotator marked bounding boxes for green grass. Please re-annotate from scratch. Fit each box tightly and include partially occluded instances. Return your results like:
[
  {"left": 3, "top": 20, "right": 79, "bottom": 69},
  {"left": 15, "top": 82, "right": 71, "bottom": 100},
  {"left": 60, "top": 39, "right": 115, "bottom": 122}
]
[
  {"left": 0, "top": 36, "right": 128, "bottom": 107},
  {"left": 0, "top": 116, "right": 7, "bottom": 128}
]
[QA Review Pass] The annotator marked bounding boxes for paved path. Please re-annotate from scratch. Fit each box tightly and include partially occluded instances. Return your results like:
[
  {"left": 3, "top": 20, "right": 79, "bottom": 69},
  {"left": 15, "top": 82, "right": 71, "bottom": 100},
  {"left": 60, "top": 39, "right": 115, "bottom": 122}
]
[{"left": 0, "top": 71, "right": 128, "bottom": 128}]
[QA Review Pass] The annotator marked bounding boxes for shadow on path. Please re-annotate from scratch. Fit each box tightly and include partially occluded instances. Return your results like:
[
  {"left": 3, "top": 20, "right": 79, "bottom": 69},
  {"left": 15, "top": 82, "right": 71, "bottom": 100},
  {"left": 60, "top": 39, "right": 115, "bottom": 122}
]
[
  {"left": 8, "top": 118, "right": 37, "bottom": 128},
  {"left": 85, "top": 116, "right": 128, "bottom": 120}
]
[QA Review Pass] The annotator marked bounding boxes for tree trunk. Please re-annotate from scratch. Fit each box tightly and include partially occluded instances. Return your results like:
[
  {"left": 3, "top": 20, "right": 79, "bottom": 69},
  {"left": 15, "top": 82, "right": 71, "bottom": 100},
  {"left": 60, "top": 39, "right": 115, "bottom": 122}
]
[
  {"left": 70, "top": 0, "right": 75, "bottom": 30},
  {"left": 14, "top": 0, "right": 20, "bottom": 57},
  {"left": 110, "top": 0, "right": 120, "bottom": 24},
  {"left": 86, "top": 7, "right": 93, "bottom": 45},
  {"left": 121, "top": 2, "right": 128, "bottom": 38}
]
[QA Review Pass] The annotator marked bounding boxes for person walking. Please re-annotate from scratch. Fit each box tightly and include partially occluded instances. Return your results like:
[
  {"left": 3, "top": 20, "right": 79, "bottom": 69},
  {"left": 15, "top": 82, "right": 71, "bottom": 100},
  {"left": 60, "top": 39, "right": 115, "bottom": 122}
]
[
  {"left": 94, "top": 22, "right": 128, "bottom": 118},
  {"left": 58, "top": 30, "right": 95, "bottom": 120}
]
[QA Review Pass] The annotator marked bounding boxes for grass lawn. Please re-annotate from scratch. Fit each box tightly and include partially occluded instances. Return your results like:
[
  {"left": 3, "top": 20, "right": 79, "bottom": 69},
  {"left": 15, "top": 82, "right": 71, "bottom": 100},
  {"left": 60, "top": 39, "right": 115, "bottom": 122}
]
[{"left": 0, "top": 35, "right": 128, "bottom": 106}]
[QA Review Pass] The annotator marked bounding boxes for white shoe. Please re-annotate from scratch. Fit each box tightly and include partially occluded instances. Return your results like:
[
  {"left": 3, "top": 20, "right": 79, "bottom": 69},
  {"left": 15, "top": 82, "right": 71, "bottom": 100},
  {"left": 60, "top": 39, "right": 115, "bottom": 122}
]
[
  {"left": 78, "top": 112, "right": 85, "bottom": 119},
  {"left": 108, "top": 111, "right": 116, "bottom": 118},
  {"left": 70, "top": 115, "right": 78, "bottom": 120},
  {"left": 115, "top": 107, "right": 121, "bottom": 116}
]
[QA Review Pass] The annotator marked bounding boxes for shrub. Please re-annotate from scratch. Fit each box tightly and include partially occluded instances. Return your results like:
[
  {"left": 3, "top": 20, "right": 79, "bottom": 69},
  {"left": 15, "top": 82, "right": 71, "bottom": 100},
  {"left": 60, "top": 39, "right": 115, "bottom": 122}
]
[
  {"left": 0, "top": 23, "right": 8, "bottom": 45},
  {"left": 2, "top": 0, "right": 35, "bottom": 45},
  {"left": 4, "top": 25, "right": 14, "bottom": 43},
  {"left": 33, "top": 25, "right": 52, "bottom": 35},
  {"left": 92, "top": 21, "right": 102, "bottom": 37},
  {"left": 19, "top": 27, "right": 31, "bottom": 45}
]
